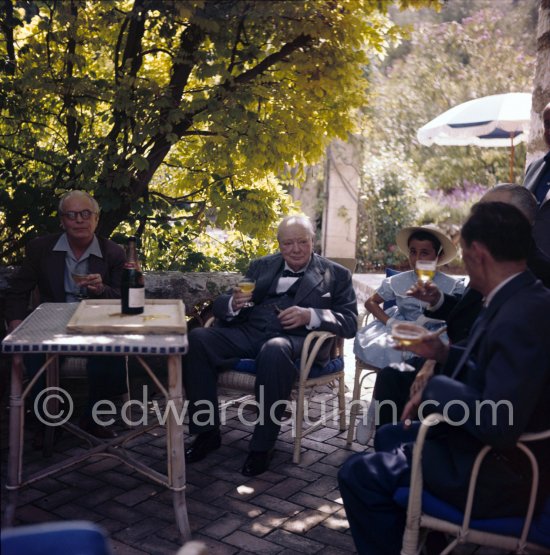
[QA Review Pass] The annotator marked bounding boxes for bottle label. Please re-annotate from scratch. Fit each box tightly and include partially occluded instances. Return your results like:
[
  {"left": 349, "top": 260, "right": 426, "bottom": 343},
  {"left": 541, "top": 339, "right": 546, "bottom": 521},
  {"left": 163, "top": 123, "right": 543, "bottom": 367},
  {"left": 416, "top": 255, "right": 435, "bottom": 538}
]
[{"left": 128, "top": 288, "right": 145, "bottom": 308}]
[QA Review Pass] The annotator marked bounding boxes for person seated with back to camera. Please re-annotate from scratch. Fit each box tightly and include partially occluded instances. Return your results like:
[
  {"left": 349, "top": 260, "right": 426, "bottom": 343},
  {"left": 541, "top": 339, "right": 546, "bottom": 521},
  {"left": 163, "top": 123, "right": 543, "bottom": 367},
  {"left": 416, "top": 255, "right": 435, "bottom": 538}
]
[
  {"left": 354, "top": 224, "right": 465, "bottom": 370},
  {"left": 339, "top": 201, "right": 550, "bottom": 555}
]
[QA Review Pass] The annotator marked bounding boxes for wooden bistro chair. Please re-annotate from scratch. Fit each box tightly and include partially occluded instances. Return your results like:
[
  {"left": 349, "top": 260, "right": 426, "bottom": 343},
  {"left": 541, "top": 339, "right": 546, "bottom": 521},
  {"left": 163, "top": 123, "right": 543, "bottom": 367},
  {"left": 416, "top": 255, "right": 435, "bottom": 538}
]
[{"left": 397, "top": 413, "right": 550, "bottom": 555}]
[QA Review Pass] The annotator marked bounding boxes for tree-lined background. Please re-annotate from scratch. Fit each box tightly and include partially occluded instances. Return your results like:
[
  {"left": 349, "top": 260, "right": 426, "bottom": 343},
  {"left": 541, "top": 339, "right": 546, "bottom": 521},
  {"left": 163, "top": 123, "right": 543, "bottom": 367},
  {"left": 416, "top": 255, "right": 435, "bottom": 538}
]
[
  {"left": 1, "top": 0, "right": 547, "bottom": 272},
  {"left": 357, "top": 0, "right": 541, "bottom": 270}
]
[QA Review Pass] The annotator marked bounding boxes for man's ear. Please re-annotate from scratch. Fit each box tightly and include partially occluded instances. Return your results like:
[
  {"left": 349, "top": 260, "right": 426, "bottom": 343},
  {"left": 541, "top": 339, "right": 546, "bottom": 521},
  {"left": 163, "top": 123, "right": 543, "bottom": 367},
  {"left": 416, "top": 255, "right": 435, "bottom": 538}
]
[{"left": 470, "top": 241, "right": 490, "bottom": 263}]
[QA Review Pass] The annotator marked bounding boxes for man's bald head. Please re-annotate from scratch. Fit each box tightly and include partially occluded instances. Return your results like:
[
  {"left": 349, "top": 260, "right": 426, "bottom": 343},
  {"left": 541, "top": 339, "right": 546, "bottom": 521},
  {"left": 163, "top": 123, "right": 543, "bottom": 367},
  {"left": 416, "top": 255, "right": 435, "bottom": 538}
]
[{"left": 480, "top": 183, "right": 537, "bottom": 225}]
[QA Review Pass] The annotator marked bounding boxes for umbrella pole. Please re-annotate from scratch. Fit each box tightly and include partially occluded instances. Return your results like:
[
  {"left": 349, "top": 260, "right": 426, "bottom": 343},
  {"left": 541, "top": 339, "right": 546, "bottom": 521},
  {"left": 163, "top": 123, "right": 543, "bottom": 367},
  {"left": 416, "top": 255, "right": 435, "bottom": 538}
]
[{"left": 509, "top": 134, "right": 515, "bottom": 183}]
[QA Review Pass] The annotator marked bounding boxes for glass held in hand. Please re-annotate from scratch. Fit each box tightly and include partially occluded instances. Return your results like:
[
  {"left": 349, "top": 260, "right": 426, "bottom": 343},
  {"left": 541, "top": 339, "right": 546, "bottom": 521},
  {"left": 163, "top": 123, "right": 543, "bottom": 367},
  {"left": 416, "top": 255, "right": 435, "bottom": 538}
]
[
  {"left": 238, "top": 278, "right": 256, "bottom": 308},
  {"left": 415, "top": 259, "right": 437, "bottom": 284},
  {"left": 389, "top": 322, "right": 428, "bottom": 372},
  {"left": 71, "top": 272, "right": 90, "bottom": 300}
]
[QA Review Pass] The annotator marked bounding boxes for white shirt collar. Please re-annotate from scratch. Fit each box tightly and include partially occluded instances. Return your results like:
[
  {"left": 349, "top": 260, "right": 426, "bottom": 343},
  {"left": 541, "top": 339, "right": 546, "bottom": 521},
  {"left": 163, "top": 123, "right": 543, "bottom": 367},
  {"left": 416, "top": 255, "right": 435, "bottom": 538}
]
[
  {"left": 484, "top": 272, "right": 521, "bottom": 307},
  {"left": 283, "top": 262, "right": 308, "bottom": 273},
  {"left": 53, "top": 233, "right": 102, "bottom": 260}
]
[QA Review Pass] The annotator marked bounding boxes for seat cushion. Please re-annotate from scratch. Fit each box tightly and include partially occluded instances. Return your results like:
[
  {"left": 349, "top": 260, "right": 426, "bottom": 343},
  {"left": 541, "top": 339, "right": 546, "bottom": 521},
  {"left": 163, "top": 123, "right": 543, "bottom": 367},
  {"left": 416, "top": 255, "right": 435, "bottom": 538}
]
[
  {"left": 234, "top": 356, "right": 344, "bottom": 378},
  {"left": 0, "top": 521, "right": 113, "bottom": 555},
  {"left": 393, "top": 487, "right": 550, "bottom": 547}
]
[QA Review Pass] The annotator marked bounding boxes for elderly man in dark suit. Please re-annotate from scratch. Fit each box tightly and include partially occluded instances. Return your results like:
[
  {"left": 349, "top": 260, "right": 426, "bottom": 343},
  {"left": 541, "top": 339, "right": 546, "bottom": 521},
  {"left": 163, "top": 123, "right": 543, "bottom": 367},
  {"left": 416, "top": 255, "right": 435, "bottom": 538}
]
[
  {"left": 5, "top": 190, "right": 127, "bottom": 439},
  {"left": 183, "top": 214, "right": 357, "bottom": 476},
  {"left": 524, "top": 101, "right": 550, "bottom": 206},
  {"left": 338, "top": 202, "right": 550, "bottom": 555},
  {"left": 524, "top": 102, "right": 550, "bottom": 259}
]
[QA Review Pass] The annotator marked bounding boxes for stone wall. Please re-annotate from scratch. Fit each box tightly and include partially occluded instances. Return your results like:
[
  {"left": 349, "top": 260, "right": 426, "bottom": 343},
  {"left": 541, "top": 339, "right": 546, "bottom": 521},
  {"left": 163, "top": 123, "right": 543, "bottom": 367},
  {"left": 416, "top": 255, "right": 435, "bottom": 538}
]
[{"left": 0, "top": 267, "right": 242, "bottom": 323}]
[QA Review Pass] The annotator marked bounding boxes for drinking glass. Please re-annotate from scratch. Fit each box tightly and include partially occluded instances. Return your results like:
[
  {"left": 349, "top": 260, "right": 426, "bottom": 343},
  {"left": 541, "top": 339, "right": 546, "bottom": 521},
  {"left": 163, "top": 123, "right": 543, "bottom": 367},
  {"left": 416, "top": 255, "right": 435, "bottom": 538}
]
[
  {"left": 415, "top": 259, "right": 437, "bottom": 284},
  {"left": 238, "top": 278, "right": 256, "bottom": 308},
  {"left": 389, "top": 321, "right": 427, "bottom": 372},
  {"left": 71, "top": 272, "right": 89, "bottom": 300}
]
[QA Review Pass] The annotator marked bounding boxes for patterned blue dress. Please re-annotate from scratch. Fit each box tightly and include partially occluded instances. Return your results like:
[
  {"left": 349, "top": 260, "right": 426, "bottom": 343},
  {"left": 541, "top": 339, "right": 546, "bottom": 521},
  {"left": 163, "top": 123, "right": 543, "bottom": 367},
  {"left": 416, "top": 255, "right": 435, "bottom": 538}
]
[{"left": 354, "top": 270, "right": 466, "bottom": 368}]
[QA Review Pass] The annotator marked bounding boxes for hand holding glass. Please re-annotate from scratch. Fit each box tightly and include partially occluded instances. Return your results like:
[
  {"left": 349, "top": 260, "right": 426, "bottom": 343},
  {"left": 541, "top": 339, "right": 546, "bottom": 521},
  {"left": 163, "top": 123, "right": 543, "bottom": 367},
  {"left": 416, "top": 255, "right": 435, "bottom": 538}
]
[
  {"left": 415, "top": 259, "right": 437, "bottom": 284},
  {"left": 389, "top": 322, "right": 428, "bottom": 372},
  {"left": 71, "top": 272, "right": 90, "bottom": 300},
  {"left": 238, "top": 278, "right": 256, "bottom": 308}
]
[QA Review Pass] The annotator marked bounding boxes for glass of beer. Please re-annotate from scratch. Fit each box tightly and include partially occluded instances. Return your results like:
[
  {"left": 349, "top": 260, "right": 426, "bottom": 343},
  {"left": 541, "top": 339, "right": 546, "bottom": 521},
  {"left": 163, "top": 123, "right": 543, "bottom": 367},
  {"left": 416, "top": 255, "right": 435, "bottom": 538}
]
[
  {"left": 389, "top": 322, "right": 427, "bottom": 371},
  {"left": 415, "top": 259, "right": 437, "bottom": 284},
  {"left": 238, "top": 277, "right": 256, "bottom": 308}
]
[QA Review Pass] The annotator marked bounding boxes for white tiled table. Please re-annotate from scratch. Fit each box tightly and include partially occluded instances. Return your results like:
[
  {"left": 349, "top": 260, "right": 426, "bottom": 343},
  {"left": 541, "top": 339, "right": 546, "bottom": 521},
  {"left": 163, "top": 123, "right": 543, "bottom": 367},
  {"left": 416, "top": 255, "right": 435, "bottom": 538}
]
[{"left": 2, "top": 302, "right": 191, "bottom": 540}]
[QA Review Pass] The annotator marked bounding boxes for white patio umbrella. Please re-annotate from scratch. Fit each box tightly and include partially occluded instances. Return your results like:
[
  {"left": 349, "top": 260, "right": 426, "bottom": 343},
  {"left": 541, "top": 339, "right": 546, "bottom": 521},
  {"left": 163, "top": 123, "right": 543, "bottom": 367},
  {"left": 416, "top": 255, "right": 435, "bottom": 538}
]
[{"left": 417, "top": 92, "right": 532, "bottom": 182}]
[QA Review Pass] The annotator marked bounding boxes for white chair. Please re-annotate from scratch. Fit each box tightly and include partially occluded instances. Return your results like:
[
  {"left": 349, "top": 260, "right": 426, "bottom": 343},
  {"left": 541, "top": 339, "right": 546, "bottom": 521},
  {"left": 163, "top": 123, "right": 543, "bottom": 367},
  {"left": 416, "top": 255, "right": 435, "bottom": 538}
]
[
  {"left": 199, "top": 258, "right": 356, "bottom": 464},
  {"left": 346, "top": 309, "right": 379, "bottom": 446},
  {"left": 399, "top": 413, "right": 550, "bottom": 555},
  {"left": 209, "top": 319, "right": 347, "bottom": 464}
]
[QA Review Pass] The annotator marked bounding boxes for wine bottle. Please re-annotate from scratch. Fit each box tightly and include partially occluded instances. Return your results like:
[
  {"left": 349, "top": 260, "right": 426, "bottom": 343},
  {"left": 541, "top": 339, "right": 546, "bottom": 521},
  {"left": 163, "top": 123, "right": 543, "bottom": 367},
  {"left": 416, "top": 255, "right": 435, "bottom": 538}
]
[{"left": 121, "top": 236, "right": 145, "bottom": 314}]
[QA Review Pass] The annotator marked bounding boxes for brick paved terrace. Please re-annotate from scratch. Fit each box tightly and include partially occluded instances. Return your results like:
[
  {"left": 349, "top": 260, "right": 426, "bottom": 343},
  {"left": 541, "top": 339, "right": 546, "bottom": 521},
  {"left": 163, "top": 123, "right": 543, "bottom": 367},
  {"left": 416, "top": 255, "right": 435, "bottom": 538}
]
[
  {"left": 0, "top": 277, "right": 385, "bottom": 554},
  {"left": 0, "top": 335, "right": 375, "bottom": 555}
]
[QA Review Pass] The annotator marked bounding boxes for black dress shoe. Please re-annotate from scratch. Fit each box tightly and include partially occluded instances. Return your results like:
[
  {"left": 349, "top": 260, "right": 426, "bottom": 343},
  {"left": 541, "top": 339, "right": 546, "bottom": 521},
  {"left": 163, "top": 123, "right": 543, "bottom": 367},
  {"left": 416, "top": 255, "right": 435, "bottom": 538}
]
[
  {"left": 79, "top": 417, "right": 118, "bottom": 439},
  {"left": 185, "top": 430, "right": 221, "bottom": 463},
  {"left": 241, "top": 450, "right": 273, "bottom": 477}
]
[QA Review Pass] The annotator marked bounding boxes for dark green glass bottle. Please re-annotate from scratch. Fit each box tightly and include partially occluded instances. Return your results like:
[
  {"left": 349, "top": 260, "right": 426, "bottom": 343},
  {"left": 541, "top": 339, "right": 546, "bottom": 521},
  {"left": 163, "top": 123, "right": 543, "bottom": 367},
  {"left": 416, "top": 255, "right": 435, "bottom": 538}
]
[{"left": 121, "top": 236, "right": 145, "bottom": 314}]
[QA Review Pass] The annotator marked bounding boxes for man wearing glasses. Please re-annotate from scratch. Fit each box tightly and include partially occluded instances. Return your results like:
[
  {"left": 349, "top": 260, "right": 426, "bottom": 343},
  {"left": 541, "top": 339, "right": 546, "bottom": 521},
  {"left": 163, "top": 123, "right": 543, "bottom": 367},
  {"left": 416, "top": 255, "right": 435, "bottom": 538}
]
[{"left": 6, "top": 190, "right": 127, "bottom": 440}]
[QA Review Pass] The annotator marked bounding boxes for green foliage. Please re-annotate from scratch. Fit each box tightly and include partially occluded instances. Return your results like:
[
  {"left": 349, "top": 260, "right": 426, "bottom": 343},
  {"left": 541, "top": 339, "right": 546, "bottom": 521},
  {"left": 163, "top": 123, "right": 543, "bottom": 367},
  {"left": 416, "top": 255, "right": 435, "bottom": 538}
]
[
  {"left": 1, "top": 0, "right": 441, "bottom": 268},
  {"left": 357, "top": 147, "right": 423, "bottom": 271},
  {"left": 365, "top": 1, "right": 536, "bottom": 190},
  {"left": 357, "top": 0, "right": 538, "bottom": 270}
]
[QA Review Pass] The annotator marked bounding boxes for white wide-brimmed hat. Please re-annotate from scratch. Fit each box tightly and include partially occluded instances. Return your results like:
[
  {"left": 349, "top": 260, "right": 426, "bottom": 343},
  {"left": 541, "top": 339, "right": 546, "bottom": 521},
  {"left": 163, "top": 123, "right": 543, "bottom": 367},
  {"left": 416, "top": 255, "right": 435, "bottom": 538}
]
[{"left": 396, "top": 224, "right": 457, "bottom": 266}]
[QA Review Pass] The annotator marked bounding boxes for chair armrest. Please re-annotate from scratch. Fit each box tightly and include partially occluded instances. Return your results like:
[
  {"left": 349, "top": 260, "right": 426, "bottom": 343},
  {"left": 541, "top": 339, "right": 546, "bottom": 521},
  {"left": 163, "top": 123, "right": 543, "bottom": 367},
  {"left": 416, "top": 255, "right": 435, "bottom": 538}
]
[
  {"left": 357, "top": 308, "right": 369, "bottom": 329},
  {"left": 402, "top": 413, "right": 441, "bottom": 555},
  {"left": 518, "top": 429, "right": 550, "bottom": 443},
  {"left": 203, "top": 316, "right": 215, "bottom": 328},
  {"left": 298, "top": 330, "right": 337, "bottom": 383},
  {"left": 203, "top": 318, "right": 340, "bottom": 384}
]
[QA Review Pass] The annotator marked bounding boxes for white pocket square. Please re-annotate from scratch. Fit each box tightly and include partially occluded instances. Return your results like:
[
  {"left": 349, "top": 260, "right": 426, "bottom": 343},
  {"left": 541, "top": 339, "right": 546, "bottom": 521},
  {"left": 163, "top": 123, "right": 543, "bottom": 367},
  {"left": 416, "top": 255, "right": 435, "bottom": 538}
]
[{"left": 322, "top": 292, "right": 331, "bottom": 298}]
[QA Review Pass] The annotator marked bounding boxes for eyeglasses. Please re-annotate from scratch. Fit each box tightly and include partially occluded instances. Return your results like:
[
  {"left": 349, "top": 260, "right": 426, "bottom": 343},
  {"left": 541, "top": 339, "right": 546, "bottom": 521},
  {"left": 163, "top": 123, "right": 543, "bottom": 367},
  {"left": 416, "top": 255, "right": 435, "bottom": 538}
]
[{"left": 60, "top": 210, "right": 97, "bottom": 221}]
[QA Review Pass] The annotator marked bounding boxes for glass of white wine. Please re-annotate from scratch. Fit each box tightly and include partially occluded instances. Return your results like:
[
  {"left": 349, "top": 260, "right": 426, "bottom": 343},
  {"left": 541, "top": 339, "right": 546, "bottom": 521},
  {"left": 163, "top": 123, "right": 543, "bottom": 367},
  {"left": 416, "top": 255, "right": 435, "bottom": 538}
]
[
  {"left": 238, "top": 277, "right": 256, "bottom": 308},
  {"left": 415, "top": 259, "right": 437, "bottom": 284},
  {"left": 71, "top": 272, "right": 90, "bottom": 300},
  {"left": 389, "top": 322, "right": 428, "bottom": 371}
]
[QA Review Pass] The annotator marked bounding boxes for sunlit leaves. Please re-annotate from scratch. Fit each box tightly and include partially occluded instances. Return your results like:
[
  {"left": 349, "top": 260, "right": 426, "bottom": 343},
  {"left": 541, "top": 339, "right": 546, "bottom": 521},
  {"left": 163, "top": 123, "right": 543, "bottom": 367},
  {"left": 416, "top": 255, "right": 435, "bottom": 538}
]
[
  {"left": 357, "top": 0, "right": 537, "bottom": 270},
  {"left": 1, "top": 0, "right": 441, "bottom": 268}
]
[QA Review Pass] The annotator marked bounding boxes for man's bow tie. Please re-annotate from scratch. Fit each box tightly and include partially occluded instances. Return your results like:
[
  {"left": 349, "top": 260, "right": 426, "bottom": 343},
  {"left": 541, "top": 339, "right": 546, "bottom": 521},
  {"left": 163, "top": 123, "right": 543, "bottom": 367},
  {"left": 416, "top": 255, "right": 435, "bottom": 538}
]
[{"left": 281, "top": 269, "right": 305, "bottom": 278}]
